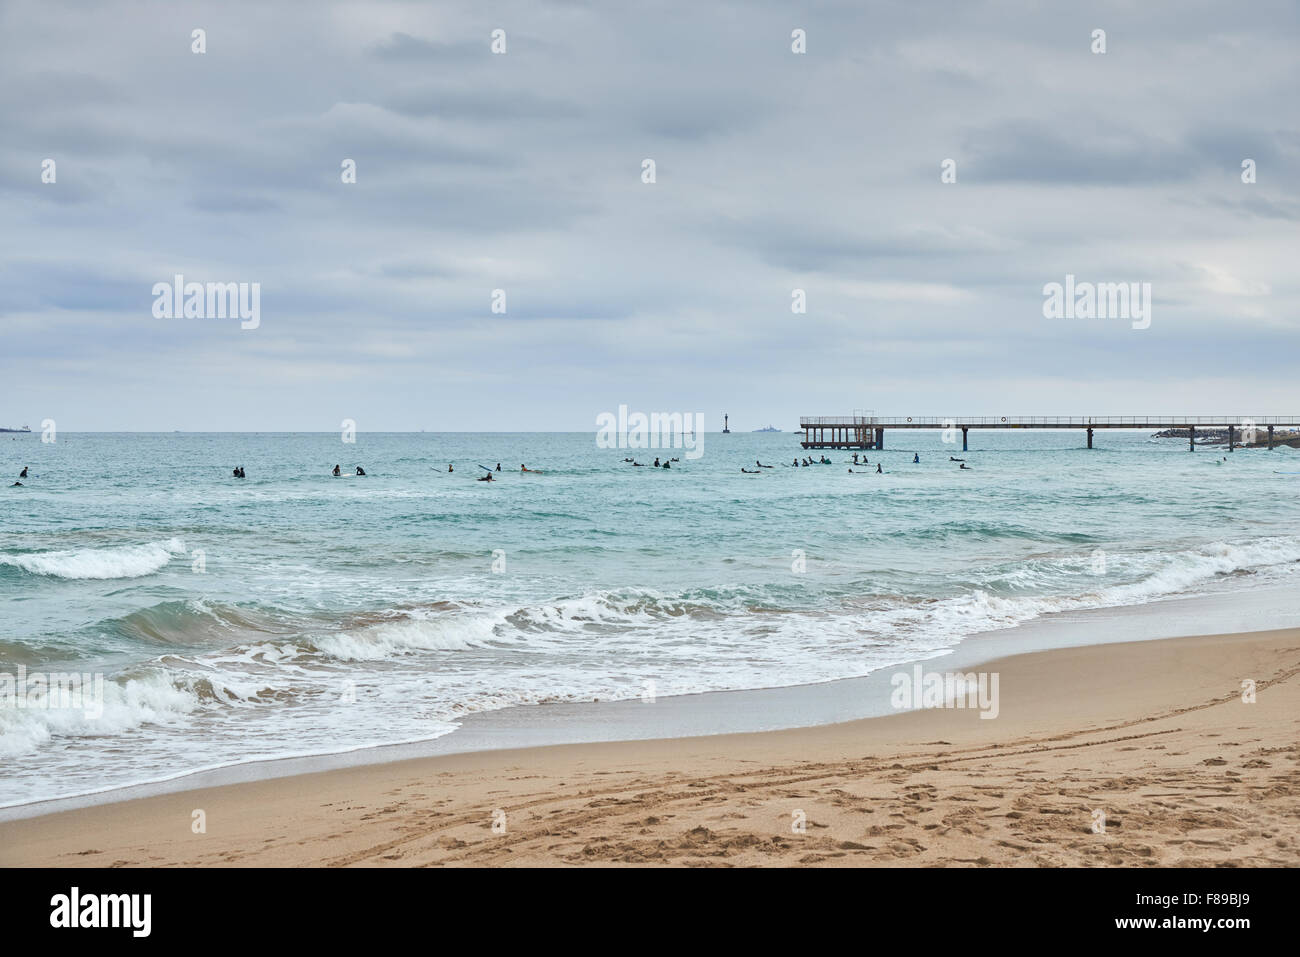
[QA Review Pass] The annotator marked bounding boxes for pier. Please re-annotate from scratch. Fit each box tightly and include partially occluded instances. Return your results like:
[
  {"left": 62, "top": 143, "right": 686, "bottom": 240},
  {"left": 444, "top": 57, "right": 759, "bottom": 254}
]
[{"left": 798, "top": 416, "right": 1300, "bottom": 452}]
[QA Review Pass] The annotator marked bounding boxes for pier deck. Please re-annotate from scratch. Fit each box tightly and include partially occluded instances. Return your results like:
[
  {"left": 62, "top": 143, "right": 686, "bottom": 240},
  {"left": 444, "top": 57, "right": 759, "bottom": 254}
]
[{"left": 798, "top": 416, "right": 1300, "bottom": 451}]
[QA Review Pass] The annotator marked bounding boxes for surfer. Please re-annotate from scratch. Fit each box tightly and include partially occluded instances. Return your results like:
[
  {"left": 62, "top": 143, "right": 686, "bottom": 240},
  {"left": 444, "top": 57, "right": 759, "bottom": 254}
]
[
  {"left": 448, "top": 464, "right": 453, "bottom": 473},
  {"left": 332, "top": 465, "right": 341, "bottom": 476},
  {"left": 950, "top": 456, "right": 964, "bottom": 462},
  {"left": 496, "top": 463, "right": 501, "bottom": 471},
  {"left": 654, "top": 458, "right": 661, "bottom": 468},
  {"left": 662, "top": 460, "right": 670, "bottom": 469},
  {"left": 959, "top": 463, "right": 971, "bottom": 470},
  {"left": 356, "top": 466, "right": 366, "bottom": 476},
  {"left": 876, "top": 463, "right": 882, "bottom": 473},
  {"left": 478, "top": 472, "right": 494, "bottom": 482},
  {"left": 913, "top": 453, "right": 919, "bottom": 463},
  {"left": 10, "top": 481, "right": 21, "bottom": 487},
  {"left": 19, "top": 467, "right": 27, "bottom": 478},
  {"left": 741, "top": 467, "right": 759, "bottom": 473}
]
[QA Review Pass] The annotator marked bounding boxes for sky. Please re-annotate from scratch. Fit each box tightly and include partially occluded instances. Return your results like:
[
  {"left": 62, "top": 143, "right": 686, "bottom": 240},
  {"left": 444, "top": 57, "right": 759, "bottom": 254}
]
[{"left": 1, "top": 0, "right": 1297, "bottom": 431}]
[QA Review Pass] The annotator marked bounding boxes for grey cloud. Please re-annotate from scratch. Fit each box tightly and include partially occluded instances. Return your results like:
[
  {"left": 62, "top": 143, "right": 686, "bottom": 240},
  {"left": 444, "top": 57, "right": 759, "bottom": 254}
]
[
  {"left": 960, "top": 119, "right": 1201, "bottom": 185},
  {"left": 368, "top": 32, "right": 485, "bottom": 63},
  {"left": 0, "top": 0, "right": 1296, "bottom": 429}
]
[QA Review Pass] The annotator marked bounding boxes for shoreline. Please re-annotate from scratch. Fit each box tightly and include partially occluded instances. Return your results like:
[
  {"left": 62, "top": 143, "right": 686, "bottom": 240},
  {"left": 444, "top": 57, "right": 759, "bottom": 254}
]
[
  {"left": 4, "top": 579, "right": 1299, "bottom": 823},
  {"left": 3, "top": 623, "right": 1297, "bottom": 866}
]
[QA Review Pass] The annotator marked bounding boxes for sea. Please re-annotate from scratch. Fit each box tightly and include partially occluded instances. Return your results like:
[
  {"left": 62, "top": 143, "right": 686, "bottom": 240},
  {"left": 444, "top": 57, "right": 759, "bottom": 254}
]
[{"left": 2, "top": 430, "right": 1298, "bottom": 808}]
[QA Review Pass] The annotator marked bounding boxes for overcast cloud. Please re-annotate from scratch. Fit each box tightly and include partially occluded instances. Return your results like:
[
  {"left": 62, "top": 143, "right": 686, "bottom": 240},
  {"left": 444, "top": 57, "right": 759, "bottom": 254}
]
[{"left": 1, "top": 0, "right": 1297, "bottom": 431}]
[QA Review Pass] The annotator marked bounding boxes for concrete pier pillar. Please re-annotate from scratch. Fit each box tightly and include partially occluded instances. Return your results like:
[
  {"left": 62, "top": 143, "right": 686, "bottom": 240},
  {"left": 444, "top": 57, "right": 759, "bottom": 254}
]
[
  {"left": 1268, "top": 425, "right": 1275, "bottom": 450},
  {"left": 1189, "top": 426, "right": 1196, "bottom": 451},
  {"left": 1228, "top": 424, "right": 1235, "bottom": 451},
  {"left": 1087, "top": 428, "right": 1093, "bottom": 449},
  {"left": 875, "top": 428, "right": 884, "bottom": 450},
  {"left": 961, "top": 427, "right": 968, "bottom": 452}
]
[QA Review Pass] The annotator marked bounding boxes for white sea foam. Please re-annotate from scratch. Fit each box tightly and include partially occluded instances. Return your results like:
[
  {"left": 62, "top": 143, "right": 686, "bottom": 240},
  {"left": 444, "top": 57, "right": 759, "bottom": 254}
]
[
  {"left": 310, "top": 610, "right": 507, "bottom": 661},
  {"left": 0, "top": 670, "right": 198, "bottom": 758},
  {"left": 0, "top": 538, "right": 187, "bottom": 580},
  {"left": 3, "top": 534, "right": 1298, "bottom": 805}
]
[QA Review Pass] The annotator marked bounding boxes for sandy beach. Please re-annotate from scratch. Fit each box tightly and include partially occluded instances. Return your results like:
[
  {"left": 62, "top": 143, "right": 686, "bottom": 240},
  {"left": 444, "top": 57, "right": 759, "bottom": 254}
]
[{"left": 2, "top": 627, "right": 1296, "bottom": 867}]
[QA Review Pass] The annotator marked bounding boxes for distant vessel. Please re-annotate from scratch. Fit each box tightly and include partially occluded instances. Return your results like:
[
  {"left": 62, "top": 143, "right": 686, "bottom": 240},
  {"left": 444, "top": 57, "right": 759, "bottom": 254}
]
[
  {"left": 0, "top": 425, "right": 31, "bottom": 433},
  {"left": 753, "top": 425, "right": 781, "bottom": 433}
]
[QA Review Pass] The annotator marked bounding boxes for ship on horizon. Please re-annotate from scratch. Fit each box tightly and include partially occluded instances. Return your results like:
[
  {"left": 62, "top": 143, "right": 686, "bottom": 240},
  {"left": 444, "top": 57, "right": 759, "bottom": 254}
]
[
  {"left": 753, "top": 424, "right": 781, "bottom": 432},
  {"left": 0, "top": 424, "right": 31, "bottom": 433}
]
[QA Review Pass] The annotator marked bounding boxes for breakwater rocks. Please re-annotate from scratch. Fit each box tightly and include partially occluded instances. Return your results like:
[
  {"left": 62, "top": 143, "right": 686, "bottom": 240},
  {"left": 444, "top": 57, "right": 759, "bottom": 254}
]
[{"left": 1153, "top": 428, "right": 1300, "bottom": 449}]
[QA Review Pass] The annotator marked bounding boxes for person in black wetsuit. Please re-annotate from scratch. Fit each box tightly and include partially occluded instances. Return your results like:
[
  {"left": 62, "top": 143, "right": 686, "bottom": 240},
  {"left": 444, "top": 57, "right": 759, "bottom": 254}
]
[
  {"left": 356, "top": 466, "right": 366, "bottom": 476},
  {"left": 333, "top": 465, "right": 341, "bottom": 476},
  {"left": 19, "top": 467, "right": 27, "bottom": 478},
  {"left": 876, "top": 463, "right": 882, "bottom": 473}
]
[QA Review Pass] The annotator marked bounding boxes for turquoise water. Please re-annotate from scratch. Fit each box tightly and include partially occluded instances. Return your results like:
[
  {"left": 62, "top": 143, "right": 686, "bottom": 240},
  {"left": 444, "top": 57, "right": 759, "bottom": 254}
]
[{"left": 2, "top": 430, "right": 1298, "bottom": 806}]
